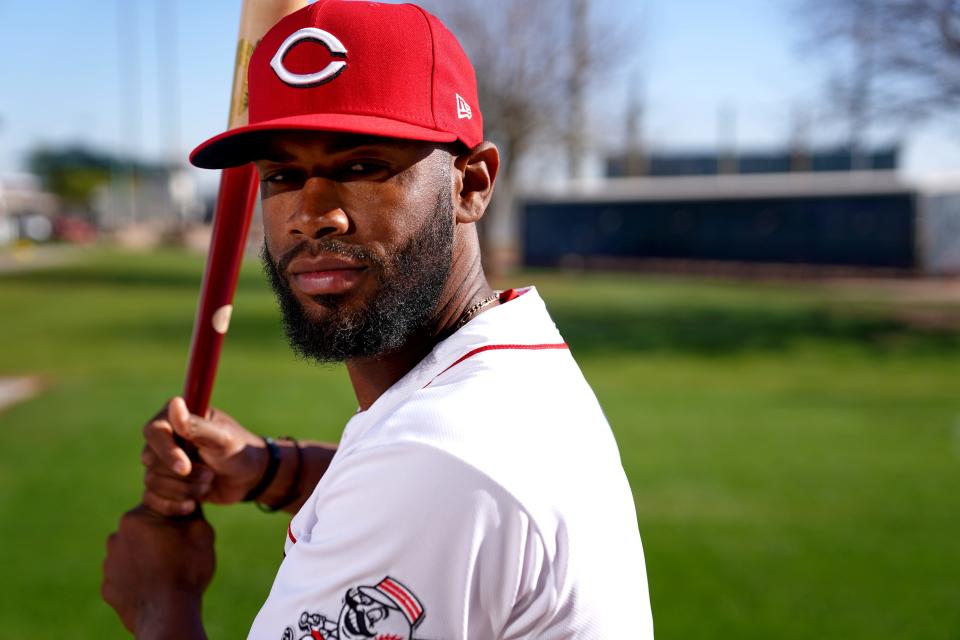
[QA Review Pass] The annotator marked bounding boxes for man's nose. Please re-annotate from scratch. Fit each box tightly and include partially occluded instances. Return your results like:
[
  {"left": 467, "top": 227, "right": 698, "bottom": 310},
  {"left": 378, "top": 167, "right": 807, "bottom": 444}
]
[{"left": 292, "top": 176, "right": 351, "bottom": 240}]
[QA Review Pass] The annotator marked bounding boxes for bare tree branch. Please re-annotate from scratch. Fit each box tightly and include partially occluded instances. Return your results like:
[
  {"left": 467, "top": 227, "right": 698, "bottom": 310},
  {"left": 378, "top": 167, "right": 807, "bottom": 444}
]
[
  {"left": 798, "top": 0, "right": 960, "bottom": 134},
  {"left": 419, "top": 0, "right": 641, "bottom": 269}
]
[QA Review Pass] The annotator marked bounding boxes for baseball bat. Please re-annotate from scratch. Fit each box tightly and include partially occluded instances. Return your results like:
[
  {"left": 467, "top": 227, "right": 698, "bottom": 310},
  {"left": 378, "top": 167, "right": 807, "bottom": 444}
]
[{"left": 183, "top": 0, "right": 307, "bottom": 420}]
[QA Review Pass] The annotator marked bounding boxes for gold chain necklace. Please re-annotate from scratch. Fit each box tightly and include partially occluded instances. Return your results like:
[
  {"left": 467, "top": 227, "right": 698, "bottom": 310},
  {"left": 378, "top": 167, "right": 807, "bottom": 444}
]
[{"left": 455, "top": 291, "right": 501, "bottom": 330}]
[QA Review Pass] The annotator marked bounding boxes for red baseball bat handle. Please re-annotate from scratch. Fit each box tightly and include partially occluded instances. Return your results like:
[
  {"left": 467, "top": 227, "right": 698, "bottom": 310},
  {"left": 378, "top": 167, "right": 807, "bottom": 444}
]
[{"left": 183, "top": 163, "right": 260, "bottom": 418}]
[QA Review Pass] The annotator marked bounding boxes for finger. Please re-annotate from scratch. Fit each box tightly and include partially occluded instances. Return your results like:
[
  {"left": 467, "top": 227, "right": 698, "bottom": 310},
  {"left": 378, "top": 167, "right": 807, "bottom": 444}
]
[
  {"left": 140, "top": 446, "right": 156, "bottom": 469},
  {"left": 145, "top": 460, "right": 214, "bottom": 485},
  {"left": 168, "top": 397, "right": 232, "bottom": 452},
  {"left": 142, "top": 489, "right": 196, "bottom": 517},
  {"left": 143, "top": 417, "right": 191, "bottom": 476},
  {"left": 101, "top": 577, "right": 116, "bottom": 610},
  {"left": 144, "top": 468, "right": 212, "bottom": 501}
]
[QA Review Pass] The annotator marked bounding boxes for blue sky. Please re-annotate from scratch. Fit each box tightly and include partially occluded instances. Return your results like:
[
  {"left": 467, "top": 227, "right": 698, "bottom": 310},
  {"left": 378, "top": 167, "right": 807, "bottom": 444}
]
[{"left": 1, "top": 0, "right": 958, "bottom": 190}]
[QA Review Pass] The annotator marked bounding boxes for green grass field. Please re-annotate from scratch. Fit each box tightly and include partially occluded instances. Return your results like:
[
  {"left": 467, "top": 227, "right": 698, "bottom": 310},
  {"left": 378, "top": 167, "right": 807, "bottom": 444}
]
[{"left": 1, "top": 248, "right": 959, "bottom": 639}]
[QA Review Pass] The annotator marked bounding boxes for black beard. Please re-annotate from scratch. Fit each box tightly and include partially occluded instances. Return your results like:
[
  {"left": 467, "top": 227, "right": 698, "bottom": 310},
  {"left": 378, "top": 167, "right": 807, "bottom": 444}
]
[{"left": 261, "top": 190, "right": 454, "bottom": 363}]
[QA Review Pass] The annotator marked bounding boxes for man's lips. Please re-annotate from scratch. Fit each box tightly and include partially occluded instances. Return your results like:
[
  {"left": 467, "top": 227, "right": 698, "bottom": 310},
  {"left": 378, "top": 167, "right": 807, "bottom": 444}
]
[{"left": 286, "top": 255, "right": 367, "bottom": 296}]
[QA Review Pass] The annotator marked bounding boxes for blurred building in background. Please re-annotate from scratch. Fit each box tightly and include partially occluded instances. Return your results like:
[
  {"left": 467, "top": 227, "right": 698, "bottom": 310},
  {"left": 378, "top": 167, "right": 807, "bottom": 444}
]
[
  {"left": 0, "top": 173, "right": 59, "bottom": 245},
  {"left": 94, "top": 165, "right": 202, "bottom": 230},
  {"left": 3, "top": 145, "right": 205, "bottom": 249},
  {"left": 522, "top": 147, "right": 960, "bottom": 275},
  {"left": 92, "top": 163, "right": 204, "bottom": 250}
]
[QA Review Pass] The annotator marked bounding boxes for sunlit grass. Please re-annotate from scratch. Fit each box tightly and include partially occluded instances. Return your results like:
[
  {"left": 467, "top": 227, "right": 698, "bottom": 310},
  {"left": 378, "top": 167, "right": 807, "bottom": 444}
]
[{"left": 0, "top": 249, "right": 958, "bottom": 639}]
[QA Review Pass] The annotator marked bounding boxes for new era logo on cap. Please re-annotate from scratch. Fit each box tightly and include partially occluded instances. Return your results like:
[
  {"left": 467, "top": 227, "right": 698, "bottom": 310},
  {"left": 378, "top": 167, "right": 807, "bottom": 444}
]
[
  {"left": 456, "top": 94, "right": 472, "bottom": 120},
  {"left": 189, "top": 1, "right": 485, "bottom": 169}
]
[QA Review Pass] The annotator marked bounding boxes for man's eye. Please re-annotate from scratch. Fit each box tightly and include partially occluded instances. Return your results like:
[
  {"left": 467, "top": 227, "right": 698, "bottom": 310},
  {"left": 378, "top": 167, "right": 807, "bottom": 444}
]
[
  {"left": 264, "top": 172, "right": 290, "bottom": 183},
  {"left": 345, "top": 161, "right": 385, "bottom": 175}
]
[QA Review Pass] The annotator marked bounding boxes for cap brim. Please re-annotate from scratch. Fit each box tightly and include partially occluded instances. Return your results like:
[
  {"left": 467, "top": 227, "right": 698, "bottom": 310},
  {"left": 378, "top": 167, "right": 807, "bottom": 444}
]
[{"left": 189, "top": 113, "right": 459, "bottom": 169}]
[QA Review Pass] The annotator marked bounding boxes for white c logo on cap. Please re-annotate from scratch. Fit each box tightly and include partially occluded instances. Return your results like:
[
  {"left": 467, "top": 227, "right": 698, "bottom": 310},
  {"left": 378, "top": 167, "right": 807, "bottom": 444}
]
[{"left": 270, "top": 27, "right": 348, "bottom": 87}]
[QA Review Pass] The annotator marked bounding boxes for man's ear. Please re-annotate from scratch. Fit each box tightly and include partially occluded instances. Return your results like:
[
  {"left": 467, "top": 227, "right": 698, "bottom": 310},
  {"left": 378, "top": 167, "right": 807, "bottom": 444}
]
[{"left": 452, "top": 142, "right": 500, "bottom": 224}]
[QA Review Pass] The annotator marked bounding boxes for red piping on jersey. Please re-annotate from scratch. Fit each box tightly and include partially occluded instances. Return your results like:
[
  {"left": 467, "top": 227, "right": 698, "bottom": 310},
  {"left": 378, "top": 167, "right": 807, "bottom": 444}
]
[
  {"left": 424, "top": 342, "right": 569, "bottom": 388},
  {"left": 498, "top": 288, "right": 523, "bottom": 303},
  {"left": 287, "top": 522, "right": 297, "bottom": 545}
]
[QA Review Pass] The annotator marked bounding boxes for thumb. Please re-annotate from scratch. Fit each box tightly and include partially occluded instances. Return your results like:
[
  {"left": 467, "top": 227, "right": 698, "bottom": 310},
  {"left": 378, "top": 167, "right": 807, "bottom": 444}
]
[{"left": 169, "top": 397, "right": 232, "bottom": 453}]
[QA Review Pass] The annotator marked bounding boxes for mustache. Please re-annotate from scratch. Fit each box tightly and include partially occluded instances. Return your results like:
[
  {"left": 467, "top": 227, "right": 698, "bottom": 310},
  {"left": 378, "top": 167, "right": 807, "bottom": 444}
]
[{"left": 274, "top": 239, "right": 384, "bottom": 275}]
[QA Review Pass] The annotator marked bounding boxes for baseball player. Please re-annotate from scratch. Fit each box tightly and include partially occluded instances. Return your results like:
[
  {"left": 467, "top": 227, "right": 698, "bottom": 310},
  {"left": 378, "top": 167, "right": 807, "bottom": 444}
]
[{"left": 101, "top": 2, "right": 654, "bottom": 638}]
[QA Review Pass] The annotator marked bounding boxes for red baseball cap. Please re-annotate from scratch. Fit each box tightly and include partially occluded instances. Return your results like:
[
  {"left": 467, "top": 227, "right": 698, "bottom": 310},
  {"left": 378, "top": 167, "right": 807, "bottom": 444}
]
[{"left": 190, "top": 0, "right": 484, "bottom": 169}]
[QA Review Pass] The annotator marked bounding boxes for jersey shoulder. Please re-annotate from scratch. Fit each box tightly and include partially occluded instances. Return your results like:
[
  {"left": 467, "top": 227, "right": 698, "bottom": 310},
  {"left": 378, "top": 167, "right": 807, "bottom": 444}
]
[{"left": 373, "top": 343, "right": 627, "bottom": 502}]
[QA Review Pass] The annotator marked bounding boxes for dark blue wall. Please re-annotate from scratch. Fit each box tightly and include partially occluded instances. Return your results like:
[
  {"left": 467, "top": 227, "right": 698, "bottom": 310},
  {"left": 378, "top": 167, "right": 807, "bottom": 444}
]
[{"left": 523, "top": 194, "right": 916, "bottom": 269}]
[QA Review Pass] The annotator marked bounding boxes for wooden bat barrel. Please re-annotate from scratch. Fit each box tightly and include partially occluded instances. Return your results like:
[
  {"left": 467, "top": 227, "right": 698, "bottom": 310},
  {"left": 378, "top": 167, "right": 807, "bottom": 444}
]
[{"left": 183, "top": 0, "right": 307, "bottom": 419}]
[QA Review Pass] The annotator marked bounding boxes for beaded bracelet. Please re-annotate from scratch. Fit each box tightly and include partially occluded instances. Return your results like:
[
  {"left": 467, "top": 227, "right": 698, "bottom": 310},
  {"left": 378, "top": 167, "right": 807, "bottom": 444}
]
[
  {"left": 243, "top": 436, "right": 280, "bottom": 503},
  {"left": 256, "top": 436, "right": 303, "bottom": 513}
]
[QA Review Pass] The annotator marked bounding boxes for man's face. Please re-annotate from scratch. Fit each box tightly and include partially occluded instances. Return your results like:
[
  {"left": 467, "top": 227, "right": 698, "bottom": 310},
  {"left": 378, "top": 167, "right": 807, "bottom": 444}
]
[{"left": 255, "top": 131, "right": 456, "bottom": 363}]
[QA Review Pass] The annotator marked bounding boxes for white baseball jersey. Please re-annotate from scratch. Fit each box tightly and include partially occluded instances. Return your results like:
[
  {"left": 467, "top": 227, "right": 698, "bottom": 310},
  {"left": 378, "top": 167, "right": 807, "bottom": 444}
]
[{"left": 249, "top": 287, "right": 654, "bottom": 640}]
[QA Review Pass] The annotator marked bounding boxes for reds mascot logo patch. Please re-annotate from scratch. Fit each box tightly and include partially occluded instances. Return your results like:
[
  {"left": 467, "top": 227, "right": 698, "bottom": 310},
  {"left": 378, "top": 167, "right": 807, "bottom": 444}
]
[{"left": 281, "top": 576, "right": 426, "bottom": 640}]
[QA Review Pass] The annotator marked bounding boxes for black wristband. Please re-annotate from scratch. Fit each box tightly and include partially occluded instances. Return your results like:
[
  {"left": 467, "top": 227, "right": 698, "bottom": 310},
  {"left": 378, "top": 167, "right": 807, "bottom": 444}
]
[
  {"left": 257, "top": 436, "right": 302, "bottom": 513},
  {"left": 243, "top": 436, "right": 280, "bottom": 502}
]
